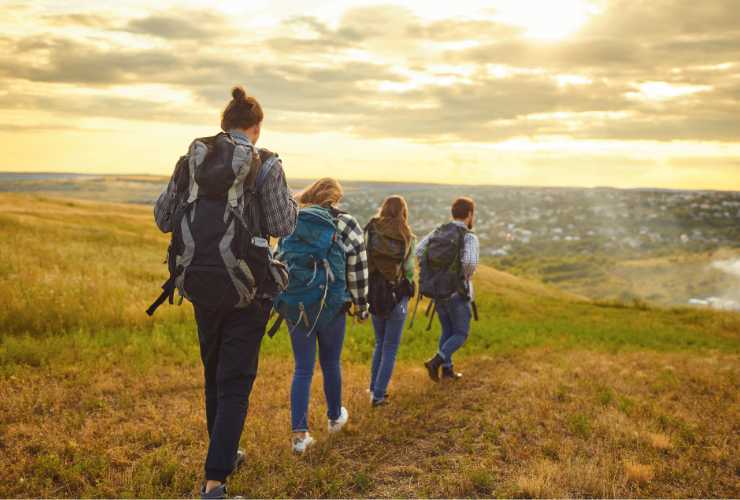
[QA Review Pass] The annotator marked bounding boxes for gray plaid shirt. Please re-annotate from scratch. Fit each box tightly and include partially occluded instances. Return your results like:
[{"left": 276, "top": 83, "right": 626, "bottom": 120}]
[
  {"left": 229, "top": 130, "right": 297, "bottom": 238},
  {"left": 256, "top": 154, "right": 297, "bottom": 238}
]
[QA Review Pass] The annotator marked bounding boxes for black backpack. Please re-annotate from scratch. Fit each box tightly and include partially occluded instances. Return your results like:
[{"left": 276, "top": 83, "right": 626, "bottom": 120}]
[
  {"left": 147, "top": 132, "right": 287, "bottom": 315},
  {"left": 365, "top": 220, "right": 415, "bottom": 317},
  {"left": 418, "top": 222, "right": 469, "bottom": 301}
]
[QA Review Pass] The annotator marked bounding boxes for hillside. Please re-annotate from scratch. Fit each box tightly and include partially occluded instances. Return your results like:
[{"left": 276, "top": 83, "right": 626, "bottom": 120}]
[{"left": 0, "top": 193, "right": 739, "bottom": 498}]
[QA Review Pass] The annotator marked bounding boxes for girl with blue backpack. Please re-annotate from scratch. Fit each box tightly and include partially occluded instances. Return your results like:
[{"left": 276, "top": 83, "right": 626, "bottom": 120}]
[
  {"left": 272, "top": 177, "right": 369, "bottom": 454},
  {"left": 365, "top": 196, "right": 416, "bottom": 406}
]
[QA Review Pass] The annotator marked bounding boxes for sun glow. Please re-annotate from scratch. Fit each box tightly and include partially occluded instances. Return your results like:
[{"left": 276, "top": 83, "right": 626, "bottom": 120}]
[{"left": 492, "top": 0, "right": 602, "bottom": 41}]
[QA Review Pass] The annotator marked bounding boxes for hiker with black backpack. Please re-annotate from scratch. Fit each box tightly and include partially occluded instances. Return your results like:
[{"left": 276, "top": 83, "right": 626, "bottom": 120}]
[
  {"left": 150, "top": 86, "right": 297, "bottom": 499},
  {"left": 271, "top": 177, "right": 369, "bottom": 454},
  {"left": 416, "top": 197, "right": 479, "bottom": 382},
  {"left": 365, "top": 196, "right": 416, "bottom": 406}
]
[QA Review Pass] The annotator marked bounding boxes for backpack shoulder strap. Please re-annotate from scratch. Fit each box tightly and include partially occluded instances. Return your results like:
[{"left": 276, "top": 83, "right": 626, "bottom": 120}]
[{"left": 255, "top": 150, "right": 279, "bottom": 190}]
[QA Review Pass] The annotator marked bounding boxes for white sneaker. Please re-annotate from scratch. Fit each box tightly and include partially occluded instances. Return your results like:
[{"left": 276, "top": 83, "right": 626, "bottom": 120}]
[
  {"left": 328, "top": 406, "right": 349, "bottom": 433},
  {"left": 292, "top": 433, "right": 315, "bottom": 454}
]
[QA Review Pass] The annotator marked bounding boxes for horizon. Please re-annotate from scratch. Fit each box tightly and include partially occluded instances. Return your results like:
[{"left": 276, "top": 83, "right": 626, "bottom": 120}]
[
  {"left": 3, "top": 170, "right": 740, "bottom": 194},
  {"left": 1, "top": 0, "right": 739, "bottom": 190}
]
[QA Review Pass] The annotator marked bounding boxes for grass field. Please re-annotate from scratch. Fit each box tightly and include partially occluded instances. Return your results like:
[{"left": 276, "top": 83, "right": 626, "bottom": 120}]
[{"left": 1, "top": 194, "right": 739, "bottom": 497}]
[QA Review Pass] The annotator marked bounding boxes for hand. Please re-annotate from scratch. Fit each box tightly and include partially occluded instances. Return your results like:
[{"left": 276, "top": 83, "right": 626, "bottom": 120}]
[{"left": 351, "top": 305, "right": 369, "bottom": 323}]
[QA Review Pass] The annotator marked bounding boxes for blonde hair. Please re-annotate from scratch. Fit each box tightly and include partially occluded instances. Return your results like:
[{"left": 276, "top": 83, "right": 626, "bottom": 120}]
[
  {"left": 376, "top": 195, "right": 415, "bottom": 245},
  {"left": 297, "top": 177, "right": 344, "bottom": 208}
]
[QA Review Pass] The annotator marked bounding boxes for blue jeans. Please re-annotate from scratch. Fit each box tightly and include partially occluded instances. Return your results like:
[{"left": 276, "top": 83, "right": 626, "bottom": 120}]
[
  {"left": 436, "top": 294, "right": 472, "bottom": 367},
  {"left": 289, "top": 311, "right": 346, "bottom": 432},
  {"left": 370, "top": 297, "right": 408, "bottom": 400}
]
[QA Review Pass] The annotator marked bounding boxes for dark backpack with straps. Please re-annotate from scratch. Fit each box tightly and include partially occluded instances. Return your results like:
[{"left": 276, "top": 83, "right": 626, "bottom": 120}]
[
  {"left": 365, "top": 219, "right": 414, "bottom": 316},
  {"left": 418, "top": 222, "right": 469, "bottom": 301},
  {"left": 147, "top": 132, "right": 288, "bottom": 315}
]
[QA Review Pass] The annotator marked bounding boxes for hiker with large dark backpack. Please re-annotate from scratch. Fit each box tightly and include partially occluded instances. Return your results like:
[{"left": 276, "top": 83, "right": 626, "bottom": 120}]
[
  {"left": 416, "top": 197, "right": 480, "bottom": 383},
  {"left": 150, "top": 87, "right": 297, "bottom": 499},
  {"left": 271, "top": 178, "right": 369, "bottom": 454},
  {"left": 365, "top": 196, "right": 416, "bottom": 407}
]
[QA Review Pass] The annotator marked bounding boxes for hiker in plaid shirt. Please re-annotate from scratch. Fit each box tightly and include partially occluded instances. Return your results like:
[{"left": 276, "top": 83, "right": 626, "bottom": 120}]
[
  {"left": 418, "top": 197, "right": 479, "bottom": 382},
  {"left": 284, "top": 178, "right": 369, "bottom": 454},
  {"left": 192, "top": 88, "right": 298, "bottom": 500}
]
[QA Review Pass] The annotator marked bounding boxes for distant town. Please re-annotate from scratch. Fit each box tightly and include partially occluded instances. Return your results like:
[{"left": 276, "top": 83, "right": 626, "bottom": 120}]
[
  {"left": 333, "top": 182, "right": 740, "bottom": 259},
  {"left": 2, "top": 172, "right": 739, "bottom": 310}
]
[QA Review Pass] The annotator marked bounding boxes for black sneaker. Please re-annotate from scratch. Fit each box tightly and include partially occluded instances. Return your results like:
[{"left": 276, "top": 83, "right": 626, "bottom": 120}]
[
  {"left": 201, "top": 483, "right": 228, "bottom": 499},
  {"left": 442, "top": 366, "right": 462, "bottom": 380},
  {"left": 372, "top": 396, "right": 389, "bottom": 407},
  {"left": 424, "top": 354, "right": 444, "bottom": 382}
]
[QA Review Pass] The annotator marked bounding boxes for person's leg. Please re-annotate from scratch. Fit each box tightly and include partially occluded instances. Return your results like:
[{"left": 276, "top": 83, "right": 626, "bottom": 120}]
[
  {"left": 373, "top": 297, "right": 408, "bottom": 400},
  {"left": 438, "top": 295, "right": 472, "bottom": 367},
  {"left": 289, "top": 322, "right": 317, "bottom": 433},
  {"left": 435, "top": 300, "right": 455, "bottom": 368},
  {"left": 424, "top": 299, "right": 454, "bottom": 381},
  {"left": 203, "top": 299, "right": 270, "bottom": 485},
  {"left": 317, "top": 312, "right": 347, "bottom": 422},
  {"left": 369, "top": 314, "right": 386, "bottom": 394},
  {"left": 193, "top": 305, "right": 224, "bottom": 438}
]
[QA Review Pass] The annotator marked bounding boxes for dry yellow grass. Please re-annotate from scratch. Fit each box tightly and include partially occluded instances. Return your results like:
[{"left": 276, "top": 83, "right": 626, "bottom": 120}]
[
  {"left": 1, "top": 349, "right": 738, "bottom": 498},
  {"left": 624, "top": 462, "right": 655, "bottom": 485},
  {"left": 0, "top": 194, "right": 190, "bottom": 335}
]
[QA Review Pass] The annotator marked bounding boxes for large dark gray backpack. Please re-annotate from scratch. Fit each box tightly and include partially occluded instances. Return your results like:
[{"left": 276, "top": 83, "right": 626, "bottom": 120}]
[
  {"left": 147, "top": 132, "right": 287, "bottom": 315},
  {"left": 418, "top": 222, "right": 469, "bottom": 301}
]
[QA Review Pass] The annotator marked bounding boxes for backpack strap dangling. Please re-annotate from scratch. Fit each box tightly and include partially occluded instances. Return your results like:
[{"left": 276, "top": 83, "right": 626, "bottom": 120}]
[
  {"left": 408, "top": 289, "right": 423, "bottom": 329},
  {"left": 146, "top": 276, "right": 176, "bottom": 316},
  {"left": 426, "top": 300, "right": 437, "bottom": 331},
  {"left": 267, "top": 313, "right": 284, "bottom": 338}
]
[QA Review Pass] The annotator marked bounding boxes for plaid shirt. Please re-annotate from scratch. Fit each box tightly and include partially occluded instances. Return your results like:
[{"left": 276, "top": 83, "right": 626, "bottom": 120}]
[
  {"left": 257, "top": 155, "right": 297, "bottom": 238},
  {"left": 335, "top": 212, "right": 369, "bottom": 317},
  {"left": 228, "top": 130, "right": 297, "bottom": 238}
]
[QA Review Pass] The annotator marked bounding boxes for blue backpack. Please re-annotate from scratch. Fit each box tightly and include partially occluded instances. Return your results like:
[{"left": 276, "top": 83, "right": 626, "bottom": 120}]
[{"left": 271, "top": 206, "right": 349, "bottom": 335}]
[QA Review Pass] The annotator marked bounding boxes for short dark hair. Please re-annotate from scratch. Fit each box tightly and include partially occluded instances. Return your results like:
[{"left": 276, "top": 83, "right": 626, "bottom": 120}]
[
  {"left": 451, "top": 197, "right": 475, "bottom": 219},
  {"left": 221, "top": 86, "right": 264, "bottom": 131}
]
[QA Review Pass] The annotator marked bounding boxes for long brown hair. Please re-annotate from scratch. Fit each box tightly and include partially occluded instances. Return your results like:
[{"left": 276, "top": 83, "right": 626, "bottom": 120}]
[
  {"left": 376, "top": 195, "right": 414, "bottom": 245},
  {"left": 297, "top": 177, "right": 344, "bottom": 208}
]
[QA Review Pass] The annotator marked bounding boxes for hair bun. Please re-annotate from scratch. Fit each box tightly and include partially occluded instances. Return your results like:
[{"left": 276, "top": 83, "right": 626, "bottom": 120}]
[{"left": 231, "top": 86, "right": 246, "bottom": 101}]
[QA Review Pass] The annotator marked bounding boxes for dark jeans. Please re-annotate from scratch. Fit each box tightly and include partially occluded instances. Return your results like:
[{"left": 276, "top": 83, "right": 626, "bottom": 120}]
[
  {"left": 194, "top": 299, "right": 271, "bottom": 482},
  {"left": 436, "top": 294, "right": 472, "bottom": 368},
  {"left": 370, "top": 296, "right": 408, "bottom": 400},
  {"left": 289, "top": 311, "right": 346, "bottom": 432}
]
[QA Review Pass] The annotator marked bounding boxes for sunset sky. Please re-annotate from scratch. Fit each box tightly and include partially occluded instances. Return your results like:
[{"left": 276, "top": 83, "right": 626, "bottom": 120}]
[{"left": 0, "top": 0, "right": 738, "bottom": 189}]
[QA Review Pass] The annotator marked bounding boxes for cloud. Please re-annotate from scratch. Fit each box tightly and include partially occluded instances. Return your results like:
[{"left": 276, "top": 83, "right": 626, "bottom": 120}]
[
  {"left": 124, "top": 10, "right": 236, "bottom": 40},
  {"left": 0, "top": 1, "right": 738, "bottom": 146},
  {"left": 42, "top": 13, "right": 113, "bottom": 28}
]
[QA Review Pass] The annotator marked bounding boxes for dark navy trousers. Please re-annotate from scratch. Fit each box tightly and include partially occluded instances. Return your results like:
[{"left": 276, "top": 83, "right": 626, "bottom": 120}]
[{"left": 194, "top": 299, "right": 271, "bottom": 482}]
